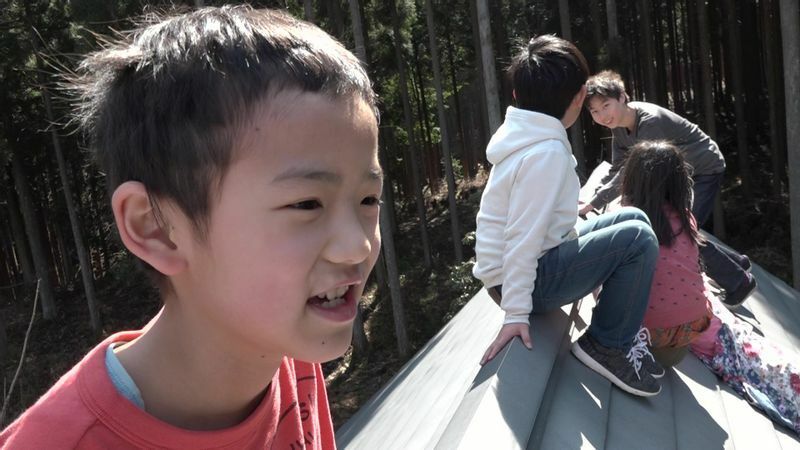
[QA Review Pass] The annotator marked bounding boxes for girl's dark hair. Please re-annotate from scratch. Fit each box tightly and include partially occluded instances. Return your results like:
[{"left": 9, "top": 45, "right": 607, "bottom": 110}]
[
  {"left": 69, "top": 5, "right": 377, "bottom": 240},
  {"left": 621, "top": 141, "right": 703, "bottom": 247},
  {"left": 507, "top": 34, "right": 589, "bottom": 119}
]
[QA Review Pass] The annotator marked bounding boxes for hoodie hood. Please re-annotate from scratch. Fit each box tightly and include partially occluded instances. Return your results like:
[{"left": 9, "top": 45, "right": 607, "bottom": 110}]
[{"left": 486, "top": 106, "right": 571, "bottom": 164}]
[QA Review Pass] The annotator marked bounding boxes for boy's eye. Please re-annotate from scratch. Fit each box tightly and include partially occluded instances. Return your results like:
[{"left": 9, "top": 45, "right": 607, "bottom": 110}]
[
  {"left": 362, "top": 196, "right": 381, "bottom": 206},
  {"left": 289, "top": 199, "right": 322, "bottom": 210}
]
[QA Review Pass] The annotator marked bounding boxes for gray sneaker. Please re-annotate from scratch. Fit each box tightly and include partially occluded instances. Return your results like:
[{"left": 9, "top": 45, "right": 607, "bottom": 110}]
[
  {"left": 634, "top": 327, "right": 665, "bottom": 379},
  {"left": 572, "top": 333, "right": 661, "bottom": 397}
]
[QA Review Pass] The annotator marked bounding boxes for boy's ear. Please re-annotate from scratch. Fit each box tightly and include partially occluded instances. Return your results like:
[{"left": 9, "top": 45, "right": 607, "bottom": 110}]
[
  {"left": 574, "top": 85, "right": 588, "bottom": 107},
  {"left": 111, "top": 181, "right": 188, "bottom": 276}
]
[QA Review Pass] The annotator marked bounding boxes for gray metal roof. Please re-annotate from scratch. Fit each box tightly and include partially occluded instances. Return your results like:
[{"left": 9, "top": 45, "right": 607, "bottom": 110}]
[
  {"left": 337, "top": 163, "right": 800, "bottom": 449},
  {"left": 338, "top": 263, "right": 800, "bottom": 449}
]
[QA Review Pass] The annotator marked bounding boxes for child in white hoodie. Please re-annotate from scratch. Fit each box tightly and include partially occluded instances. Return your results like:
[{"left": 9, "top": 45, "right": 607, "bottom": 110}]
[{"left": 473, "top": 35, "right": 663, "bottom": 397}]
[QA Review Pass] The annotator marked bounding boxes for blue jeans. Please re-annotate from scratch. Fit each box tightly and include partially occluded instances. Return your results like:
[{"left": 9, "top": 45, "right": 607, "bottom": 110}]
[
  {"left": 692, "top": 173, "right": 749, "bottom": 292},
  {"left": 529, "top": 207, "right": 658, "bottom": 349}
]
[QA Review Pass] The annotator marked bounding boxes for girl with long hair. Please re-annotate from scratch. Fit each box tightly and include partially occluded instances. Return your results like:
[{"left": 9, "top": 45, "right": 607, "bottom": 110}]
[{"left": 621, "top": 140, "right": 799, "bottom": 435}]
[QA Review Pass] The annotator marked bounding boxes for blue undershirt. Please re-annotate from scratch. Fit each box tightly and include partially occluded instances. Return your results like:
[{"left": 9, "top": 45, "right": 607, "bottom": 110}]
[{"left": 105, "top": 344, "right": 145, "bottom": 410}]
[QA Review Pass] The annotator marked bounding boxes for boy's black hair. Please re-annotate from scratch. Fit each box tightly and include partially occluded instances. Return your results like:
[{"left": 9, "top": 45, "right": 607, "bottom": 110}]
[
  {"left": 507, "top": 35, "right": 589, "bottom": 119},
  {"left": 586, "top": 70, "right": 627, "bottom": 103},
  {"left": 621, "top": 140, "right": 703, "bottom": 248},
  {"left": 70, "top": 5, "right": 377, "bottom": 243}
]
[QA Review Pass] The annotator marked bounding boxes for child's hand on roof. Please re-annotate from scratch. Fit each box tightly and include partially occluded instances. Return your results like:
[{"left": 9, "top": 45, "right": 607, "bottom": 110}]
[{"left": 480, "top": 323, "right": 533, "bottom": 365}]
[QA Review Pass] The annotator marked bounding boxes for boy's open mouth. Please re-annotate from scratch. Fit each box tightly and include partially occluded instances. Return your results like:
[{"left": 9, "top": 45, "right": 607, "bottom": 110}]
[
  {"left": 308, "top": 285, "right": 351, "bottom": 309},
  {"left": 307, "top": 284, "right": 358, "bottom": 322}
]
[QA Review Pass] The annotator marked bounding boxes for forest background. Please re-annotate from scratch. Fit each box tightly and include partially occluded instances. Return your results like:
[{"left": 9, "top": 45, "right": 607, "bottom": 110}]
[{"left": 0, "top": 0, "right": 798, "bottom": 428}]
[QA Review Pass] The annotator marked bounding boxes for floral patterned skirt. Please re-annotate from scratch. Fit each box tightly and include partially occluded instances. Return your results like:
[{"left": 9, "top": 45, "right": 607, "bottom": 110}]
[{"left": 693, "top": 319, "right": 800, "bottom": 435}]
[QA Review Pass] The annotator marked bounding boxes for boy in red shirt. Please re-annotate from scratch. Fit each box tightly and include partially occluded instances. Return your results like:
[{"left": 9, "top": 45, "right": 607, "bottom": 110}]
[{"left": 1, "top": 6, "right": 381, "bottom": 449}]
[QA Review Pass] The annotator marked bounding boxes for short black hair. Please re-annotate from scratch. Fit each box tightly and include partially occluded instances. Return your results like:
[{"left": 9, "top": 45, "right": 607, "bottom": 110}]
[
  {"left": 70, "top": 5, "right": 376, "bottom": 240},
  {"left": 586, "top": 70, "right": 627, "bottom": 103},
  {"left": 507, "top": 35, "right": 589, "bottom": 119}
]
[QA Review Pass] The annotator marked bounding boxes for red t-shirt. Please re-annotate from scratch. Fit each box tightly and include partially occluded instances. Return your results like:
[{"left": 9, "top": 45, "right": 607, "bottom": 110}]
[
  {"left": 642, "top": 208, "right": 713, "bottom": 330},
  {"left": 0, "top": 331, "right": 336, "bottom": 449}
]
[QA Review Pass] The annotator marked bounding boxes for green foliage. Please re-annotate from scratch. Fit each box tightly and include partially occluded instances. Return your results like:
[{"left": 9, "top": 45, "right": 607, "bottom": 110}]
[{"left": 441, "top": 258, "right": 480, "bottom": 323}]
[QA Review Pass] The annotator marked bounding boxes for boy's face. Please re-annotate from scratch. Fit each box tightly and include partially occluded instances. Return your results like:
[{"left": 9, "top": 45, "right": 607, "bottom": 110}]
[
  {"left": 174, "top": 92, "right": 381, "bottom": 364},
  {"left": 587, "top": 95, "right": 626, "bottom": 129}
]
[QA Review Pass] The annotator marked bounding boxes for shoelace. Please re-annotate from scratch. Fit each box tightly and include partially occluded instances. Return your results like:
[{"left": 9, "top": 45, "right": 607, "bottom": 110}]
[{"left": 626, "top": 327, "right": 657, "bottom": 380}]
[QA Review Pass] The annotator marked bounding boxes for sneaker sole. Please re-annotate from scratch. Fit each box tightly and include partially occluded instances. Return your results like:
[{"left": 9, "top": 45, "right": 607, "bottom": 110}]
[
  {"left": 650, "top": 368, "right": 665, "bottom": 379},
  {"left": 571, "top": 341, "right": 661, "bottom": 397},
  {"left": 722, "top": 280, "right": 757, "bottom": 310},
  {"left": 722, "top": 298, "right": 748, "bottom": 310}
]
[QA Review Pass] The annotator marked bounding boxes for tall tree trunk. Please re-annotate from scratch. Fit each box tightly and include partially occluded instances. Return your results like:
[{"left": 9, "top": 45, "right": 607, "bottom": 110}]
[
  {"left": 468, "top": 0, "right": 490, "bottom": 167},
  {"left": 779, "top": 0, "right": 800, "bottom": 288},
  {"left": 347, "top": 0, "right": 369, "bottom": 357},
  {"left": 379, "top": 196, "right": 409, "bottom": 357},
  {"left": 424, "top": 0, "right": 463, "bottom": 263},
  {"left": 327, "top": 0, "right": 345, "bottom": 38},
  {"left": 475, "top": 0, "right": 501, "bottom": 134},
  {"left": 558, "top": 0, "right": 586, "bottom": 178},
  {"left": 606, "top": 0, "right": 622, "bottom": 70},
  {"left": 638, "top": 0, "right": 659, "bottom": 102},
  {"left": 588, "top": 0, "right": 605, "bottom": 68},
  {"left": 652, "top": 4, "right": 669, "bottom": 106},
  {"left": 763, "top": 0, "right": 784, "bottom": 198},
  {"left": 697, "top": 0, "right": 726, "bottom": 239},
  {"left": 380, "top": 135, "right": 399, "bottom": 236},
  {"left": 304, "top": 0, "right": 315, "bottom": 22},
  {"left": 687, "top": 0, "right": 702, "bottom": 112},
  {"left": 374, "top": 136, "right": 404, "bottom": 353},
  {"left": 0, "top": 232, "right": 15, "bottom": 299},
  {"left": 489, "top": 1, "right": 511, "bottom": 108},
  {"left": 0, "top": 314, "right": 6, "bottom": 377},
  {"left": 666, "top": 0, "right": 683, "bottom": 112},
  {"left": 2, "top": 178, "right": 34, "bottom": 287},
  {"left": 606, "top": 0, "right": 619, "bottom": 40},
  {"left": 36, "top": 50, "right": 102, "bottom": 332},
  {"left": 53, "top": 219, "right": 73, "bottom": 287},
  {"left": 391, "top": 0, "right": 432, "bottom": 269},
  {"left": 724, "top": 0, "right": 753, "bottom": 201},
  {"left": 741, "top": 2, "right": 764, "bottom": 130},
  {"left": 347, "top": 0, "right": 366, "bottom": 62},
  {"left": 41, "top": 209, "right": 63, "bottom": 288},
  {"left": 10, "top": 155, "right": 56, "bottom": 319},
  {"left": 410, "top": 42, "right": 437, "bottom": 188},
  {"left": 45, "top": 161, "right": 74, "bottom": 286},
  {"left": 444, "top": 27, "right": 470, "bottom": 178}
]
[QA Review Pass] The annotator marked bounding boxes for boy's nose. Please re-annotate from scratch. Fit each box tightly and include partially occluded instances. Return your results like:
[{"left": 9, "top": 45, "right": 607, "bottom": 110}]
[{"left": 325, "top": 209, "right": 374, "bottom": 265}]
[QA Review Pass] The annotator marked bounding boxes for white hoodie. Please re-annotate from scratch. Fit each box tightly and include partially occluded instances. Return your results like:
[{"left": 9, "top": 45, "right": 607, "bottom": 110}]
[{"left": 473, "top": 106, "right": 580, "bottom": 325}]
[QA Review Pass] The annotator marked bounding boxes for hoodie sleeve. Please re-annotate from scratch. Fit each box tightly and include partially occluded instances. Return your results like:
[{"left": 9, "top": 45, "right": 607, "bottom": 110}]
[{"left": 500, "top": 148, "right": 573, "bottom": 325}]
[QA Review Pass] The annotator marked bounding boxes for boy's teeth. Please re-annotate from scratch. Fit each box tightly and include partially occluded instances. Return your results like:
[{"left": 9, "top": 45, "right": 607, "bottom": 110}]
[
  {"left": 318, "top": 297, "right": 345, "bottom": 308},
  {"left": 321, "top": 285, "right": 349, "bottom": 301}
]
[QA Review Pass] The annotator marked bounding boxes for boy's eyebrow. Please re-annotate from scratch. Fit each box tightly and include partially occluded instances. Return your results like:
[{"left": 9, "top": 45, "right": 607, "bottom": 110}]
[{"left": 272, "top": 167, "right": 384, "bottom": 184}]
